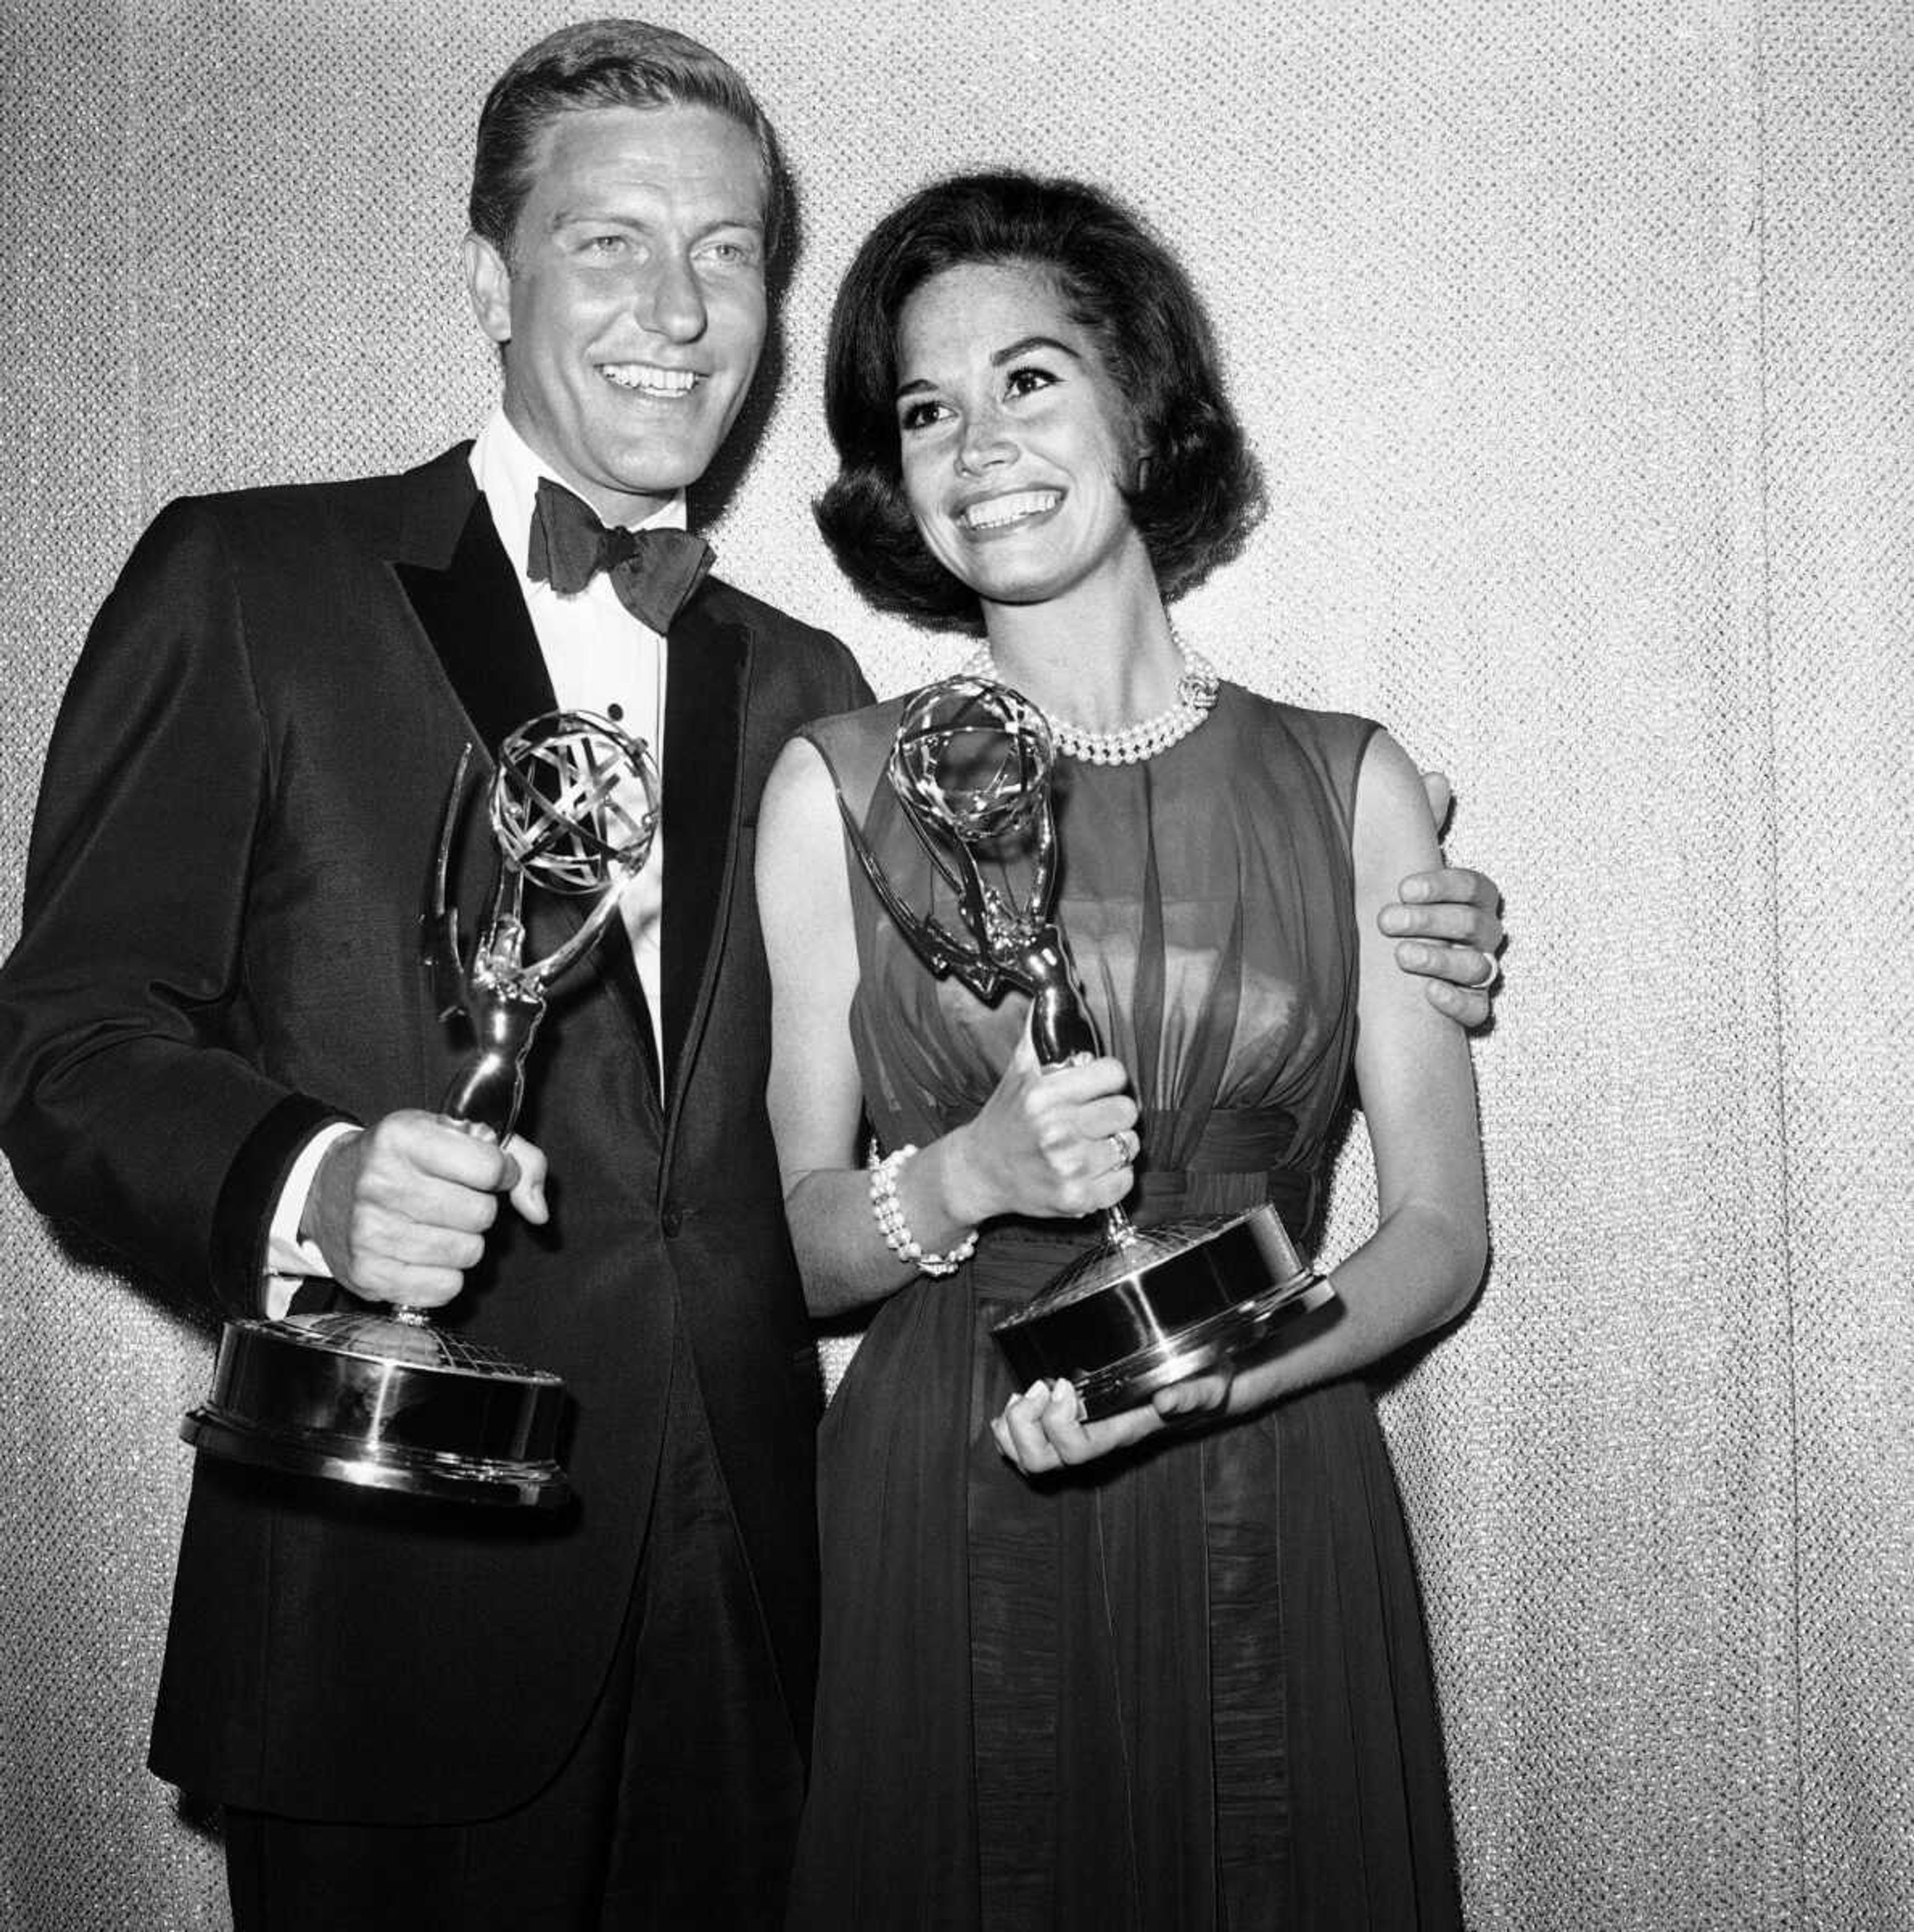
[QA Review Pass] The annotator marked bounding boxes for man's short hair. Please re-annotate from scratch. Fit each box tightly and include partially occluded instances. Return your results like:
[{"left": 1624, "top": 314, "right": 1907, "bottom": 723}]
[
  {"left": 814, "top": 170, "right": 1265, "bottom": 633},
  {"left": 470, "top": 18, "right": 787, "bottom": 261}
]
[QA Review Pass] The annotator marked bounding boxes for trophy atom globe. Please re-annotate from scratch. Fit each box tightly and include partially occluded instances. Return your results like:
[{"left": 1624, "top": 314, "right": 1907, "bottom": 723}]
[{"left": 181, "top": 712, "right": 660, "bottom": 1506}]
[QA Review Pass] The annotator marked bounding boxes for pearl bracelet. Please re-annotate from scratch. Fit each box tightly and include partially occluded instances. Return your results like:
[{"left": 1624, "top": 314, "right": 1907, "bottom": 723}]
[{"left": 867, "top": 1143, "right": 977, "bottom": 1278}]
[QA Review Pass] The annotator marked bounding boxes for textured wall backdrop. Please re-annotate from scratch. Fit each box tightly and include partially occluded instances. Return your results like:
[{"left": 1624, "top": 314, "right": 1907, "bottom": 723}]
[{"left": 1, "top": 2, "right": 1909, "bottom": 1927}]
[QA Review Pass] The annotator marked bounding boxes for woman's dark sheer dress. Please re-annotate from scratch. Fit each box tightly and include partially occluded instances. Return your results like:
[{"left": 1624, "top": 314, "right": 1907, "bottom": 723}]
[{"left": 788, "top": 685, "right": 1459, "bottom": 1931}]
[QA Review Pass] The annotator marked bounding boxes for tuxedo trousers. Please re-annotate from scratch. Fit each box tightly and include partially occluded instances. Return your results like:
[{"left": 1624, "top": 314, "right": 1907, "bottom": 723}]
[{"left": 221, "top": 1323, "right": 806, "bottom": 1932}]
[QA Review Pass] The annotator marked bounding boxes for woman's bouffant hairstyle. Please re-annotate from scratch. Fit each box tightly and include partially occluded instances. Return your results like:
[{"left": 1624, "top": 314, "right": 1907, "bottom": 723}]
[
  {"left": 469, "top": 19, "right": 788, "bottom": 262},
  {"left": 815, "top": 171, "right": 1265, "bottom": 632}
]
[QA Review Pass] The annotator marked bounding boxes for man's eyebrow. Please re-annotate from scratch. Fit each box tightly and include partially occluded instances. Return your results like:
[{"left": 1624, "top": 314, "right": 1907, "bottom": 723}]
[
  {"left": 547, "top": 205, "right": 766, "bottom": 231},
  {"left": 548, "top": 206, "right": 628, "bottom": 231},
  {"left": 693, "top": 212, "right": 767, "bottom": 238}
]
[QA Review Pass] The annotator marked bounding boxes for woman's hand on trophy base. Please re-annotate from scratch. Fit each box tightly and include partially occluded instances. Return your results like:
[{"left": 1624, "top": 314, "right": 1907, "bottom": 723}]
[
  {"left": 991, "top": 1368, "right": 1234, "bottom": 1475},
  {"left": 301, "top": 1110, "right": 549, "bottom": 1309}
]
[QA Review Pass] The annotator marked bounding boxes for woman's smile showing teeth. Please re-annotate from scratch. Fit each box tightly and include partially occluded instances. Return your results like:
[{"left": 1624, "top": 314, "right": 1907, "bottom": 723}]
[
  {"left": 602, "top": 363, "right": 700, "bottom": 396},
  {"left": 961, "top": 489, "right": 1060, "bottom": 532}
]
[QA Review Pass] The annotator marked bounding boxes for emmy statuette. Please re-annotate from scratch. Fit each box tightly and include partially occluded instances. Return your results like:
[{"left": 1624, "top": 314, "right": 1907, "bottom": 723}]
[
  {"left": 181, "top": 712, "right": 659, "bottom": 1506},
  {"left": 841, "top": 677, "right": 1335, "bottom": 1422}
]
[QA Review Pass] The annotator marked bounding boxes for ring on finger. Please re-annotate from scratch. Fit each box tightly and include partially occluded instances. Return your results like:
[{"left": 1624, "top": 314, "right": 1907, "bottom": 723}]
[
  {"left": 1469, "top": 952, "right": 1503, "bottom": 992},
  {"left": 1107, "top": 1129, "right": 1134, "bottom": 1173}
]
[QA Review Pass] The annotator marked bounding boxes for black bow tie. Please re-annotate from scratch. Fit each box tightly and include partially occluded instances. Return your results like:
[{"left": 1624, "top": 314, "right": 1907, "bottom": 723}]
[{"left": 526, "top": 476, "right": 713, "bottom": 633}]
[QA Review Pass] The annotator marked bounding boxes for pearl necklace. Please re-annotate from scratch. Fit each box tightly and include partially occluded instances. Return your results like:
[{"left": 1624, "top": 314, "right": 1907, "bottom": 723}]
[{"left": 959, "top": 636, "right": 1221, "bottom": 767}]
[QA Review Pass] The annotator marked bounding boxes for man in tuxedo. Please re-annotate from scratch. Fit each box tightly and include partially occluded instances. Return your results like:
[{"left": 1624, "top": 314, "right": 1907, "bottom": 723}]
[{"left": 0, "top": 18, "right": 1504, "bottom": 1931}]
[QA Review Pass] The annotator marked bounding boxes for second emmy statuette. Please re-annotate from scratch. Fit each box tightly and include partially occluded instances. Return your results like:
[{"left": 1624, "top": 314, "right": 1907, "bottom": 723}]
[{"left": 841, "top": 676, "right": 1335, "bottom": 1421}]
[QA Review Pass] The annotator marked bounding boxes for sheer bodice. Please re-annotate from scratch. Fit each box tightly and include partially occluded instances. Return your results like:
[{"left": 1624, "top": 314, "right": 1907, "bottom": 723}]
[{"left": 831, "top": 684, "right": 1372, "bottom": 1236}]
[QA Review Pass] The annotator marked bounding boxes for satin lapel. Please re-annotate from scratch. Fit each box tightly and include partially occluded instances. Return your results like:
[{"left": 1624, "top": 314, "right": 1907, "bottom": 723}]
[
  {"left": 393, "top": 483, "right": 659, "bottom": 1092},
  {"left": 660, "top": 588, "right": 751, "bottom": 1096},
  {"left": 393, "top": 492, "right": 556, "bottom": 758}
]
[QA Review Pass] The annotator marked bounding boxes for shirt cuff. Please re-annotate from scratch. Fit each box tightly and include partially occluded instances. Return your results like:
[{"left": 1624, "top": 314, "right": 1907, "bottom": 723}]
[{"left": 262, "top": 1121, "right": 358, "bottom": 1319}]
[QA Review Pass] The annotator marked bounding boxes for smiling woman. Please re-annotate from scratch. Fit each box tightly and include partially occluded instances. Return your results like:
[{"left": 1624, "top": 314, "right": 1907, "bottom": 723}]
[{"left": 816, "top": 174, "right": 1263, "bottom": 632}]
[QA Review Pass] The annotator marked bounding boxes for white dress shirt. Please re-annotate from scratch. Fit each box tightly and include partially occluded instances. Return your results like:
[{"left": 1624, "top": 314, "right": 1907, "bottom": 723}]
[{"left": 263, "top": 410, "right": 679, "bottom": 1311}]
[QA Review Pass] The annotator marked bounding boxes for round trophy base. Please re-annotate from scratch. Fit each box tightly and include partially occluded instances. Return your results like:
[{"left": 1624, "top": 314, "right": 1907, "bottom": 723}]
[
  {"left": 991, "top": 1203, "right": 1337, "bottom": 1422},
  {"left": 180, "top": 1311, "right": 572, "bottom": 1509}
]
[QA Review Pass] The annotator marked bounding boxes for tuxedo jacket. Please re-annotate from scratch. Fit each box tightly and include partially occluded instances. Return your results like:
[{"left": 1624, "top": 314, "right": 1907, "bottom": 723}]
[{"left": 0, "top": 444, "right": 871, "bottom": 1823}]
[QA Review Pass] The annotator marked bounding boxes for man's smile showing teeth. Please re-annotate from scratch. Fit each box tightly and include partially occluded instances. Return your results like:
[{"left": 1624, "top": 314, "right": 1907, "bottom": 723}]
[
  {"left": 602, "top": 364, "right": 700, "bottom": 395},
  {"left": 960, "top": 489, "right": 1060, "bottom": 532}
]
